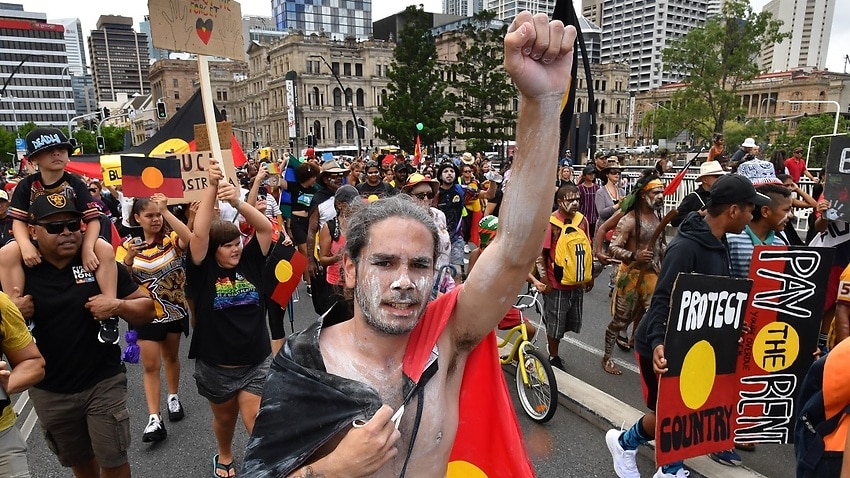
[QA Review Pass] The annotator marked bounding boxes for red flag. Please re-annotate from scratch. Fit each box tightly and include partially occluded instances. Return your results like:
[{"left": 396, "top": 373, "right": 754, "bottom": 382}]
[
  {"left": 663, "top": 156, "right": 698, "bottom": 196},
  {"left": 414, "top": 135, "right": 422, "bottom": 166},
  {"left": 403, "top": 288, "right": 534, "bottom": 478},
  {"left": 263, "top": 243, "right": 308, "bottom": 307},
  {"left": 120, "top": 156, "right": 184, "bottom": 198}
]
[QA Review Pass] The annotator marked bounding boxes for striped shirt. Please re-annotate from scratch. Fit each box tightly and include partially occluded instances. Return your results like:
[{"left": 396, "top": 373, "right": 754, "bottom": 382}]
[{"left": 726, "top": 226, "right": 787, "bottom": 279}]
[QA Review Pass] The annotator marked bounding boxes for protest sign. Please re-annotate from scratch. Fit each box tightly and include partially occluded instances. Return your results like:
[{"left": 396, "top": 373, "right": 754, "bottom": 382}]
[
  {"left": 194, "top": 122, "right": 232, "bottom": 151},
  {"left": 656, "top": 273, "right": 752, "bottom": 466},
  {"left": 151, "top": 150, "right": 239, "bottom": 204},
  {"left": 822, "top": 135, "right": 850, "bottom": 222},
  {"left": 734, "top": 246, "right": 834, "bottom": 445},
  {"left": 147, "top": 0, "right": 245, "bottom": 61}
]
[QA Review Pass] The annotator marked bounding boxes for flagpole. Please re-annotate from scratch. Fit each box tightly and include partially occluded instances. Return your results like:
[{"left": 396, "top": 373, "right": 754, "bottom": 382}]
[{"left": 197, "top": 55, "right": 224, "bottom": 166}]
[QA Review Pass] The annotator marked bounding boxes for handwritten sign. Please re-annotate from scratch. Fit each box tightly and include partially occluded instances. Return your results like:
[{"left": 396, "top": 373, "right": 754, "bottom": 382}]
[
  {"left": 148, "top": 0, "right": 245, "bottom": 61},
  {"left": 734, "top": 246, "right": 833, "bottom": 445},
  {"left": 100, "top": 154, "right": 128, "bottom": 186},
  {"left": 194, "top": 122, "right": 232, "bottom": 151},
  {"left": 656, "top": 273, "right": 752, "bottom": 466},
  {"left": 151, "top": 149, "right": 240, "bottom": 204},
  {"left": 823, "top": 136, "right": 850, "bottom": 222}
]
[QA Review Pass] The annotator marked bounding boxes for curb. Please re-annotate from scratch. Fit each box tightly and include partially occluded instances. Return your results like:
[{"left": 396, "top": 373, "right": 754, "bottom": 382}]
[{"left": 547, "top": 366, "right": 767, "bottom": 478}]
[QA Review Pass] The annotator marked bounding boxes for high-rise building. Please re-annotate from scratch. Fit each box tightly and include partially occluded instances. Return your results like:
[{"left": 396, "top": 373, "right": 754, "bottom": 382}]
[
  {"left": 88, "top": 15, "right": 151, "bottom": 103},
  {"left": 759, "top": 0, "right": 835, "bottom": 72},
  {"left": 139, "top": 16, "right": 170, "bottom": 62},
  {"left": 600, "top": 0, "right": 708, "bottom": 92},
  {"left": 53, "top": 18, "right": 86, "bottom": 75},
  {"left": 0, "top": 4, "right": 75, "bottom": 131},
  {"left": 443, "top": 0, "right": 480, "bottom": 17},
  {"left": 242, "top": 16, "right": 286, "bottom": 61},
  {"left": 271, "top": 0, "right": 371, "bottom": 40},
  {"left": 486, "top": 0, "right": 556, "bottom": 25},
  {"left": 581, "top": 0, "right": 603, "bottom": 26}
]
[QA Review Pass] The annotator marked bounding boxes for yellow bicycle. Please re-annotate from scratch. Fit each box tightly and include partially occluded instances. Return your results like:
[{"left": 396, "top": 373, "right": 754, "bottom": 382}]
[{"left": 497, "top": 287, "right": 558, "bottom": 423}]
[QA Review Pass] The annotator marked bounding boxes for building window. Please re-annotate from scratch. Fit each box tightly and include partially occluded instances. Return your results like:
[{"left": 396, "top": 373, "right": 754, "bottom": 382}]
[
  {"left": 174, "top": 91, "right": 180, "bottom": 100},
  {"left": 173, "top": 78, "right": 178, "bottom": 88},
  {"left": 333, "top": 88, "right": 342, "bottom": 107},
  {"left": 602, "top": 80, "right": 607, "bottom": 91},
  {"left": 344, "top": 63, "right": 351, "bottom": 76},
  {"left": 356, "top": 89, "right": 365, "bottom": 107},
  {"left": 334, "top": 120, "right": 343, "bottom": 141},
  {"left": 355, "top": 63, "right": 363, "bottom": 76},
  {"left": 346, "top": 120, "right": 354, "bottom": 140}
]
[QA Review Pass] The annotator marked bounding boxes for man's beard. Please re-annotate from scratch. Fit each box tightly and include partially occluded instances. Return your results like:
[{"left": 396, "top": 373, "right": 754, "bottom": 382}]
[{"left": 355, "top": 271, "right": 429, "bottom": 336}]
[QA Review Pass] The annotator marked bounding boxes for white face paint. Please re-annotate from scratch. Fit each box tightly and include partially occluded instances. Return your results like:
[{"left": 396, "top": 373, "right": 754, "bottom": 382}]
[{"left": 353, "top": 218, "right": 435, "bottom": 336}]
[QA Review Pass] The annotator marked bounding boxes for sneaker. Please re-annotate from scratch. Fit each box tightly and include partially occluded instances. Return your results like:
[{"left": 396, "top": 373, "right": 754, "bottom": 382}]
[
  {"left": 709, "top": 449, "right": 742, "bottom": 466},
  {"left": 306, "top": 284, "right": 312, "bottom": 297},
  {"left": 653, "top": 468, "right": 689, "bottom": 478},
  {"left": 167, "top": 397, "right": 184, "bottom": 422},
  {"left": 549, "top": 356, "right": 566, "bottom": 372},
  {"left": 142, "top": 415, "right": 166, "bottom": 443},
  {"left": 605, "top": 429, "right": 640, "bottom": 478},
  {"left": 98, "top": 317, "right": 120, "bottom": 345}
]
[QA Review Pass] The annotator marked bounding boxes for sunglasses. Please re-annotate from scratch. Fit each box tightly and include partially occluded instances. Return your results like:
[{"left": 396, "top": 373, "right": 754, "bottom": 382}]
[
  {"left": 412, "top": 191, "right": 435, "bottom": 200},
  {"left": 36, "top": 219, "right": 81, "bottom": 234},
  {"left": 89, "top": 187, "right": 99, "bottom": 192},
  {"left": 366, "top": 171, "right": 381, "bottom": 176}
]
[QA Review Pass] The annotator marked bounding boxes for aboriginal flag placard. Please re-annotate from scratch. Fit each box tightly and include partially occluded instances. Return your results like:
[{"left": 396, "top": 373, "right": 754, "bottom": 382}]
[
  {"left": 734, "top": 246, "right": 834, "bottom": 445},
  {"left": 656, "top": 273, "right": 752, "bottom": 466},
  {"left": 822, "top": 136, "right": 850, "bottom": 222},
  {"left": 120, "top": 156, "right": 183, "bottom": 199},
  {"left": 263, "top": 241, "right": 307, "bottom": 307}
]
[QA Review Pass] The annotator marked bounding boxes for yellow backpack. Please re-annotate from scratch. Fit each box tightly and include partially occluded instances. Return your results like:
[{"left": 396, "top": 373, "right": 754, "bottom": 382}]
[{"left": 550, "top": 212, "right": 592, "bottom": 286}]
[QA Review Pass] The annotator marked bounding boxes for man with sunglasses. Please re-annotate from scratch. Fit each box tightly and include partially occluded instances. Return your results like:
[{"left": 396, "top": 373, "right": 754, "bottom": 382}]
[{"left": 15, "top": 193, "right": 155, "bottom": 478}]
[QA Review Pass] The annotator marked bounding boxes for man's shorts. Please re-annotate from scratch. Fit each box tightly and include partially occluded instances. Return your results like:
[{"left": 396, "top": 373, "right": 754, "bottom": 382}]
[
  {"left": 637, "top": 352, "right": 659, "bottom": 412},
  {"left": 131, "top": 317, "right": 188, "bottom": 341},
  {"left": 0, "top": 424, "right": 29, "bottom": 477},
  {"left": 449, "top": 237, "right": 465, "bottom": 267},
  {"left": 194, "top": 357, "right": 271, "bottom": 404},
  {"left": 612, "top": 265, "right": 658, "bottom": 318},
  {"left": 290, "top": 215, "right": 309, "bottom": 245},
  {"left": 29, "top": 372, "right": 130, "bottom": 469},
  {"left": 543, "top": 287, "right": 584, "bottom": 339}
]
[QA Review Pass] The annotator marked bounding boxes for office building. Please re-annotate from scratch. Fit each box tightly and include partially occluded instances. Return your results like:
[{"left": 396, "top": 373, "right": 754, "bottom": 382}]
[
  {"left": 243, "top": 15, "right": 286, "bottom": 61},
  {"left": 486, "top": 0, "right": 555, "bottom": 24},
  {"left": 760, "top": 0, "right": 835, "bottom": 72},
  {"left": 88, "top": 15, "right": 151, "bottom": 103},
  {"left": 600, "top": 0, "right": 708, "bottom": 92},
  {"left": 0, "top": 4, "right": 75, "bottom": 131},
  {"left": 52, "top": 18, "right": 85, "bottom": 76},
  {"left": 443, "top": 0, "right": 481, "bottom": 17},
  {"left": 149, "top": 58, "right": 247, "bottom": 122},
  {"left": 272, "top": 0, "right": 371, "bottom": 40},
  {"left": 139, "top": 16, "right": 170, "bottom": 62}
]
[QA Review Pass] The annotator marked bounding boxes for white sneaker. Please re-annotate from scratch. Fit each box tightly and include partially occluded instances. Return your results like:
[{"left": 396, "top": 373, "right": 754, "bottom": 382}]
[
  {"left": 605, "top": 429, "right": 640, "bottom": 478},
  {"left": 653, "top": 468, "right": 690, "bottom": 478}
]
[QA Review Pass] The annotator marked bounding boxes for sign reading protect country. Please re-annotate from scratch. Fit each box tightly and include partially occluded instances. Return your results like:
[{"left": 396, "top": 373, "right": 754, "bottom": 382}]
[
  {"left": 734, "top": 246, "right": 834, "bottom": 445},
  {"left": 147, "top": 0, "right": 245, "bottom": 61},
  {"left": 656, "top": 273, "right": 752, "bottom": 466}
]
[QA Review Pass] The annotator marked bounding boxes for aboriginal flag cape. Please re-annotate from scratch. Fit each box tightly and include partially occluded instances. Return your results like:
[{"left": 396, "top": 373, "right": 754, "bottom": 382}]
[{"left": 243, "top": 287, "right": 533, "bottom": 477}]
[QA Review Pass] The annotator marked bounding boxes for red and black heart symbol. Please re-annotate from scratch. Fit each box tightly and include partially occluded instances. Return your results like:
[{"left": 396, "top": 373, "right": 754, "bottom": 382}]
[{"left": 195, "top": 18, "right": 213, "bottom": 44}]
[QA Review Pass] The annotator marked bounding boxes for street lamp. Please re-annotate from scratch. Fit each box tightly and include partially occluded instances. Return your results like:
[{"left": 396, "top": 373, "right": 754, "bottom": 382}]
[
  {"left": 310, "top": 54, "right": 362, "bottom": 154},
  {"left": 61, "top": 66, "right": 73, "bottom": 125},
  {"left": 785, "top": 100, "right": 841, "bottom": 135},
  {"left": 759, "top": 97, "right": 778, "bottom": 120},
  {"left": 0, "top": 95, "right": 19, "bottom": 139}
]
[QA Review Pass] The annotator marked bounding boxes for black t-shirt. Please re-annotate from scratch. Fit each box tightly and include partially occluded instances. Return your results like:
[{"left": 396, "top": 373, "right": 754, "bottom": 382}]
[
  {"left": 187, "top": 236, "right": 271, "bottom": 366},
  {"left": 25, "top": 258, "right": 139, "bottom": 393},
  {"left": 287, "top": 181, "right": 318, "bottom": 215},
  {"left": 356, "top": 181, "right": 396, "bottom": 199},
  {"left": 437, "top": 185, "right": 464, "bottom": 240}
]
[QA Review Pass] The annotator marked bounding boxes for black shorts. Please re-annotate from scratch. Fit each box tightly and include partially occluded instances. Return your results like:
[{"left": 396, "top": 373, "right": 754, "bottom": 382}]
[
  {"left": 131, "top": 317, "right": 189, "bottom": 341},
  {"left": 637, "top": 352, "right": 659, "bottom": 412},
  {"left": 290, "top": 215, "right": 309, "bottom": 245}
]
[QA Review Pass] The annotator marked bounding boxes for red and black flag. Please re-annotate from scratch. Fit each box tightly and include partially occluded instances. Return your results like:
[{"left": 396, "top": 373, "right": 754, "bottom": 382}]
[
  {"left": 263, "top": 242, "right": 308, "bottom": 307},
  {"left": 120, "top": 156, "right": 183, "bottom": 198}
]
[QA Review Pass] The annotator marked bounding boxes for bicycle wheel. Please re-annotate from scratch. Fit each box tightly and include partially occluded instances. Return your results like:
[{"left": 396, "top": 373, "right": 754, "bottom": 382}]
[{"left": 515, "top": 346, "right": 558, "bottom": 423}]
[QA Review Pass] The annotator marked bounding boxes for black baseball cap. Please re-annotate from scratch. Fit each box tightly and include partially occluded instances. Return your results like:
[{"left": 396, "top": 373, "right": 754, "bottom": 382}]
[
  {"left": 708, "top": 174, "right": 771, "bottom": 207},
  {"left": 29, "top": 193, "right": 82, "bottom": 223},
  {"left": 26, "top": 127, "right": 73, "bottom": 158}
]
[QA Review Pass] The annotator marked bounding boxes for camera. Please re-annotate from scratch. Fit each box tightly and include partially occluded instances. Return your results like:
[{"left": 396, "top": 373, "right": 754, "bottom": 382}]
[{"left": 133, "top": 237, "right": 144, "bottom": 246}]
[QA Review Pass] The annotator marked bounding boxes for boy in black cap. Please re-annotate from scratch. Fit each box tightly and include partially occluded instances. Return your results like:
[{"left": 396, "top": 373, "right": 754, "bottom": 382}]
[
  {"left": 606, "top": 174, "right": 770, "bottom": 478},
  {"left": 0, "top": 127, "right": 119, "bottom": 344}
]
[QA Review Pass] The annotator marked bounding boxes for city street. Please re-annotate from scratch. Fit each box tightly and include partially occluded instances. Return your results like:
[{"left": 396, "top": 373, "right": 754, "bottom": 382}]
[{"left": 19, "top": 268, "right": 797, "bottom": 477}]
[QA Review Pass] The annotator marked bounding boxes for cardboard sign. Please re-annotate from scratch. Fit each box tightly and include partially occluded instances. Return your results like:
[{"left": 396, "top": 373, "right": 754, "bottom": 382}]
[
  {"left": 151, "top": 150, "right": 240, "bottom": 204},
  {"left": 822, "top": 136, "right": 850, "bottom": 222},
  {"left": 100, "top": 154, "right": 125, "bottom": 186},
  {"left": 656, "top": 273, "right": 752, "bottom": 466},
  {"left": 147, "top": 0, "right": 245, "bottom": 61},
  {"left": 194, "top": 122, "right": 232, "bottom": 151},
  {"left": 734, "top": 246, "right": 834, "bottom": 445}
]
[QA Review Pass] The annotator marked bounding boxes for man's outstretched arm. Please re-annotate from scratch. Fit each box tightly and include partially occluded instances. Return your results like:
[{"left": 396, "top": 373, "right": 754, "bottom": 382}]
[{"left": 455, "top": 12, "right": 577, "bottom": 347}]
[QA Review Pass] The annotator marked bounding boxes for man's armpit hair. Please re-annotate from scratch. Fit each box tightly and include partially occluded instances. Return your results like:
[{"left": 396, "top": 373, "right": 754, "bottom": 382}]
[{"left": 291, "top": 466, "right": 325, "bottom": 478}]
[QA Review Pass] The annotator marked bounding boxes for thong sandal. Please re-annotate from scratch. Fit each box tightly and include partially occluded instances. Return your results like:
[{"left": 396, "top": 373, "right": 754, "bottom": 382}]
[
  {"left": 213, "top": 454, "right": 235, "bottom": 478},
  {"left": 615, "top": 335, "right": 631, "bottom": 352},
  {"left": 602, "top": 357, "right": 622, "bottom": 375}
]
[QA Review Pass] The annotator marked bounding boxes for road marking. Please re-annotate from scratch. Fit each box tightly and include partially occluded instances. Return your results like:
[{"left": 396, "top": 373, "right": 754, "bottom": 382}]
[
  {"left": 560, "top": 335, "right": 640, "bottom": 375},
  {"left": 20, "top": 407, "right": 37, "bottom": 441},
  {"left": 12, "top": 391, "right": 28, "bottom": 415}
]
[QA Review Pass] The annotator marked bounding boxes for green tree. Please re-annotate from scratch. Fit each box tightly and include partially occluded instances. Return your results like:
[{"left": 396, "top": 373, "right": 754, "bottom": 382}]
[
  {"left": 447, "top": 11, "right": 514, "bottom": 153},
  {"left": 776, "top": 115, "right": 850, "bottom": 168},
  {"left": 662, "top": 0, "right": 789, "bottom": 139},
  {"left": 374, "top": 5, "right": 451, "bottom": 152}
]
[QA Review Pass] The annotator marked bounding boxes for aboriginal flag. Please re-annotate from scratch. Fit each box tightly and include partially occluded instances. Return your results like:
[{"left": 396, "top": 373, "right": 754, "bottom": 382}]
[
  {"left": 263, "top": 241, "right": 308, "bottom": 307},
  {"left": 120, "top": 156, "right": 183, "bottom": 198}
]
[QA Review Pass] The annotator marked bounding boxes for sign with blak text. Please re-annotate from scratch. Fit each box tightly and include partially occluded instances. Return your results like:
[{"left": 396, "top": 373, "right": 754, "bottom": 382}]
[
  {"left": 656, "top": 273, "right": 752, "bottom": 466},
  {"left": 734, "top": 246, "right": 834, "bottom": 445},
  {"left": 148, "top": 0, "right": 245, "bottom": 61}
]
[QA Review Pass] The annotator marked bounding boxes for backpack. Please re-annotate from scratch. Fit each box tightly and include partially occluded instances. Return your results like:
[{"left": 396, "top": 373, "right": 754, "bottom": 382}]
[
  {"left": 795, "top": 341, "right": 850, "bottom": 478},
  {"left": 549, "top": 212, "right": 592, "bottom": 286}
]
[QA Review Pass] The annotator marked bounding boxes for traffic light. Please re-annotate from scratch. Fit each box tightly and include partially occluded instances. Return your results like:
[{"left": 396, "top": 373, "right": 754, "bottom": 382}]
[
  {"left": 253, "top": 141, "right": 260, "bottom": 150},
  {"left": 96, "top": 135, "right": 105, "bottom": 152},
  {"left": 156, "top": 101, "right": 167, "bottom": 119},
  {"left": 101, "top": 107, "right": 110, "bottom": 119},
  {"left": 306, "top": 134, "right": 316, "bottom": 147}
]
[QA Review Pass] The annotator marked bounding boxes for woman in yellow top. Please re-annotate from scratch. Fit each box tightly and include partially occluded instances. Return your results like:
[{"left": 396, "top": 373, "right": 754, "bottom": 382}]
[{"left": 116, "top": 193, "right": 192, "bottom": 443}]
